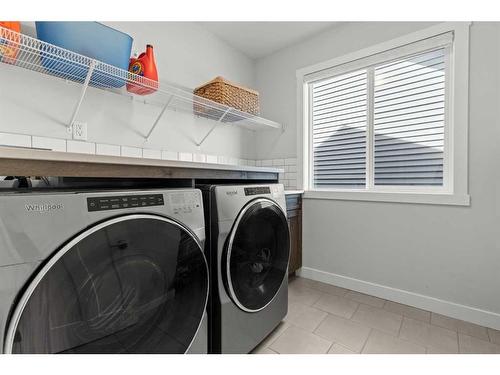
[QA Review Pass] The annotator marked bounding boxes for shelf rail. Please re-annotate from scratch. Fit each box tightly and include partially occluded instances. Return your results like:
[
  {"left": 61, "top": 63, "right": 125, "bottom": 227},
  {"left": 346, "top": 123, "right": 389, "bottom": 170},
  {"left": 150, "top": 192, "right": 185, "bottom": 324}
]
[{"left": 0, "top": 26, "right": 284, "bottom": 145}]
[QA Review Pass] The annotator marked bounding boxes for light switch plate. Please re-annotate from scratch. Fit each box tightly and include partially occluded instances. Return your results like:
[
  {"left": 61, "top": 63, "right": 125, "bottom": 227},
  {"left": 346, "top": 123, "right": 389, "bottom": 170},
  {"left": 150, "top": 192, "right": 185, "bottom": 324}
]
[{"left": 72, "top": 121, "right": 88, "bottom": 141}]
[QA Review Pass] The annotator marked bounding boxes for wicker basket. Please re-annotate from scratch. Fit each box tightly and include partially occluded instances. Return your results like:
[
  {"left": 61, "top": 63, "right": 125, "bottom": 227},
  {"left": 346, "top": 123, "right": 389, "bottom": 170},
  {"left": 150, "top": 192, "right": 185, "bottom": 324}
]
[{"left": 194, "top": 76, "right": 260, "bottom": 121}]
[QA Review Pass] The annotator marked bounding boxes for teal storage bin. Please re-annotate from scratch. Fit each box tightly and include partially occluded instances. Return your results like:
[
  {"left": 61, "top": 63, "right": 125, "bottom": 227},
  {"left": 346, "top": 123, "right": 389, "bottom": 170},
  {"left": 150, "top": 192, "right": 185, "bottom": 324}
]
[{"left": 35, "top": 22, "right": 133, "bottom": 88}]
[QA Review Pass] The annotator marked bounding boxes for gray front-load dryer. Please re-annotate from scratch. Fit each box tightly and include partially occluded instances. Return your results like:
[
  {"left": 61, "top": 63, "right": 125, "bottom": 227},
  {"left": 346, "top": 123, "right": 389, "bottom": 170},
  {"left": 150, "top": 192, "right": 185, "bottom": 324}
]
[
  {"left": 0, "top": 188, "right": 208, "bottom": 354},
  {"left": 200, "top": 184, "right": 290, "bottom": 354}
]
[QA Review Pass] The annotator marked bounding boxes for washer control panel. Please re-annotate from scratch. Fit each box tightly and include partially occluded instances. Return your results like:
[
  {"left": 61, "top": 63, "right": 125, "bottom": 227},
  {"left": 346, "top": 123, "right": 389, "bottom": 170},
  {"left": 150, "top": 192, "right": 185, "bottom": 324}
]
[
  {"left": 87, "top": 194, "right": 164, "bottom": 212},
  {"left": 169, "top": 191, "right": 201, "bottom": 215}
]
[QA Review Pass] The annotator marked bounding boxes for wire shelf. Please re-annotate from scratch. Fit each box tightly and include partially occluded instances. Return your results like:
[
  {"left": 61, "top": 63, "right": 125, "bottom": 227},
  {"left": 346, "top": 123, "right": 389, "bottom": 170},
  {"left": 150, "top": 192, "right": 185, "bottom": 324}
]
[{"left": 0, "top": 26, "right": 283, "bottom": 142}]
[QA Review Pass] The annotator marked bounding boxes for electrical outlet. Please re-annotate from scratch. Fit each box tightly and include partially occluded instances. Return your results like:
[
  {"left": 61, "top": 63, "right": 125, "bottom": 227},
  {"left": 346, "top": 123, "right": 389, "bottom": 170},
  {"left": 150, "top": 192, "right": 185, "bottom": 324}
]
[{"left": 72, "top": 121, "right": 88, "bottom": 141}]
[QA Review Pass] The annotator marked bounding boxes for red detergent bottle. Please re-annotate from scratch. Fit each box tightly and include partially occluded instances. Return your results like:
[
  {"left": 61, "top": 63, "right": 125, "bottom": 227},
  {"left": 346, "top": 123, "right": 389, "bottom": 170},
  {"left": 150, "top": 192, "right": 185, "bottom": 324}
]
[{"left": 127, "top": 44, "right": 159, "bottom": 95}]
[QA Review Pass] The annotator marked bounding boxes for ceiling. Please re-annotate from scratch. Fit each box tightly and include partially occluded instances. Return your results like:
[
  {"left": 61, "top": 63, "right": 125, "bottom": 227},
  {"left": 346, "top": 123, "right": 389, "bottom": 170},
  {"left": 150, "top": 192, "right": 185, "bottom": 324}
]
[{"left": 199, "top": 22, "right": 339, "bottom": 59}]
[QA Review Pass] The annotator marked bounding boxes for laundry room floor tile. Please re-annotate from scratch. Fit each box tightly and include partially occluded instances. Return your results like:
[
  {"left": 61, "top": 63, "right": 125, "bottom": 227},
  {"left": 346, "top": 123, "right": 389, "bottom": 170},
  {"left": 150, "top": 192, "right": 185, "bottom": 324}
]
[
  {"left": 383, "top": 301, "right": 431, "bottom": 323},
  {"left": 289, "top": 276, "right": 317, "bottom": 289},
  {"left": 311, "top": 281, "right": 349, "bottom": 297},
  {"left": 313, "top": 294, "right": 359, "bottom": 319},
  {"left": 327, "top": 343, "right": 357, "bottom": 354},
  {"left": 252, "top": 277, "right": 498, "bottom": 354},
  {"left": 288, "top": 283, "right": 324, "bottom": 306},
  {"left": 251, "top": 346, "right": 278, "bottom": 354},
  {"left": 488, "top": 328, "right": 500, "bottom": 345},
  {"left": 259, "top": 321, "right": 290, "bottom": 348},
  {"left": 344, "top": 291, "right": 385, "bottom": 308},
  {"left": 399, "top": 317, "right": 459, "bottom": 353},
  {"left": 270, "top": 326, "right": 332, "bottom": 354},
  {"left": 314, "top": 314, "right": 371, "bottom": 353},
  {"left": 351, "top": 304, "right": 403, "bottom": 335},
  {"left": 362, "top": 330, "right": 426, "bottom": 354},
  {"left": 458, "top": 334, "right": 500, "bottom": 354},
  {"left": 431, "top": 313, "right": 490, "bottom": 340},
  {"left": 285, "top": 302, "right": 328, "bottom": 332}
]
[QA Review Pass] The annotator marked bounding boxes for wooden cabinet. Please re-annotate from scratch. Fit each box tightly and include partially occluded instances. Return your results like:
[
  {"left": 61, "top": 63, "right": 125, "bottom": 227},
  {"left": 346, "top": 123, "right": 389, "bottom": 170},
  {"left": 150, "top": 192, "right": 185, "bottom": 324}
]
[{"left": 286, "top": 193, "right": 302, "bottom": 275}]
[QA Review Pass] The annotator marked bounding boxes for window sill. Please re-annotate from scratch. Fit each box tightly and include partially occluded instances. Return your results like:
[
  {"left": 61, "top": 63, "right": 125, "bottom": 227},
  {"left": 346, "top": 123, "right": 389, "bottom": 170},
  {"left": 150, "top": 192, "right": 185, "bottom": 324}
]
[{"left": 303, "top": 190, "right": 470, "bottom": 206}]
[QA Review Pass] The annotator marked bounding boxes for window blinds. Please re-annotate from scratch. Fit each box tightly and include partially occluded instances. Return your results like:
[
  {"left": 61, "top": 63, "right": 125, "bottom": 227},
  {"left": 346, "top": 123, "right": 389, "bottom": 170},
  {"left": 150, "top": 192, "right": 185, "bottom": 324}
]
[
  {"left": 310, "top": 45, "right": 449, "bottom": 189},
  {"left": 311, "top": 69, "right": 368, "bottom": 187},
  {"left": 373, "top": 48, "right": 446, "bottom": 185}
]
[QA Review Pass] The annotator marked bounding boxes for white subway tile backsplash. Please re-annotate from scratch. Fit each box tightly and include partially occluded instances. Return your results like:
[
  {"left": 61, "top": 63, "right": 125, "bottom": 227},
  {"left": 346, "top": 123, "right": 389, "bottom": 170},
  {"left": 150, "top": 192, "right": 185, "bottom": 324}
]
[
  {"left": 217, "top": 155, "right": 229, "bottom": 165},
  {"left": 96, "top": 143, "right": 120, "bottom": 156},
  {"left": 193, "top": 153, "right": 206, "bottom": 163},
  {"left": 121, "top": 146, "right": 142, "bottom": 158},
  {"left": 179, "top": 152, "right": 193, "bottom": 162},
  {"left": 142, "top": 149, "right": 162, "bottom": 160},
  {"left": 32, "top": 136, "right": 66, "bottom": 152},
  {"left": 67, "top": 140, "right": 95, "bottom": 154},
  {"left": 206, "top": 154, "right": 218, "bottom": 164},
  {"left": 0, "top": 131, "right": 300, "bottom": 174},
  {"left": 261, "top": 159, "right": 273, "bottom": 167},
  {"left": 161, "top": 150, "right": 178, "bottom": 161},
  {"left": 0, "top": 133, "right": 32, "bottom": 148}
]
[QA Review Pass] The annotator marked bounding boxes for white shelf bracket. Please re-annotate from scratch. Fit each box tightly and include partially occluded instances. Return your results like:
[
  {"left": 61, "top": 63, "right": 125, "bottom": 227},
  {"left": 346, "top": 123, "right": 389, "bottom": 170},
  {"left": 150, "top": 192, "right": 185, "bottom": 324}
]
[
  {"left": 144, "top": 95, "right": 174, "bottom": 142},
  {"left": 68, "top": 59, "right": 97, "bottom": 130},
  {"left": 195, "top": 108, "right": 231, "bottom": 147}
]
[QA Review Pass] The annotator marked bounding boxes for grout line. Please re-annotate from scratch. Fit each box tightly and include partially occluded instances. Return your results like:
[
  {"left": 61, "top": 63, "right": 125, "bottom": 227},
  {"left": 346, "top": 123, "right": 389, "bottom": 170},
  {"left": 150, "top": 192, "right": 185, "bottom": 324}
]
[
  {"left": 348, "top": 301, "right": 362, "bottom": 320},
  {"left": 325, "top": 341, "right": 335, "bottom": 354},
  {"left": 263, "top": 322, "right": 289, "bottom": 349},
  {"left": 359, "top": 328, "right": 373, "bottom": 354},
  {"left": 312, "top": 311, "right": 329, "bottom": 333},
  {"left": 396, "top": 314, "right": 404, "bottom": 337}
]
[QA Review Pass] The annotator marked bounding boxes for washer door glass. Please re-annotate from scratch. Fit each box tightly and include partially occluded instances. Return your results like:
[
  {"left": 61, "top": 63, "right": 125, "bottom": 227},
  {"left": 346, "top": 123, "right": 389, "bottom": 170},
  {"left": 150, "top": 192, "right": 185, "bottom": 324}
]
[
  {"left": 8, "top": 215, "right": 208, "bottom": 354},
  {"left": 224, "top": 199, "right": 290, "bottom": 312}
]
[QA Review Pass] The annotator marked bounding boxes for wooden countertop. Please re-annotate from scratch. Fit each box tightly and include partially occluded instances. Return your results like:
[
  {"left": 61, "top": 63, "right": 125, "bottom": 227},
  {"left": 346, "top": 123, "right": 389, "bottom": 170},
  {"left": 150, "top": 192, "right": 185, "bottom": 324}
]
[
  {"left": 0, "top": 146, "right": 282, "bottom": 180},
  {"left": 285, "top": 190, "right": 304, "bottom": 195}
]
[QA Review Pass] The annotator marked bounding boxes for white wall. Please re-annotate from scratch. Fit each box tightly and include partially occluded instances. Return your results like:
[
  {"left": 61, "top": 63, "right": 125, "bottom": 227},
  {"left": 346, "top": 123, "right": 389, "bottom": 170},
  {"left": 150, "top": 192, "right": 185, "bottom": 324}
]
[
  {"left": 255, "top": 22, "right": 500, "bottom": 328},
  {"left": 0, "top": 22, "right": 257, "bottom": 160}
]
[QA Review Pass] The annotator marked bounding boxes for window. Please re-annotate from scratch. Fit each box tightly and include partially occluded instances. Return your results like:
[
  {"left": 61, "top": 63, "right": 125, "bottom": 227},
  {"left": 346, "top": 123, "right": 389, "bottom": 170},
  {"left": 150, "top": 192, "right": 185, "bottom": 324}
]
[{"left": 299, "top": 23, "right": 470, "bottom": 205}]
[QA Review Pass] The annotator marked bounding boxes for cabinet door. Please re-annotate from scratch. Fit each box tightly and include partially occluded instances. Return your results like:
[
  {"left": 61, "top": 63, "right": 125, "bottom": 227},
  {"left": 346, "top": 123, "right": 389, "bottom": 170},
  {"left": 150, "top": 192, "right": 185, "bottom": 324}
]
[{"left": 287, "top": 211, "right": 302, "bottom": 275}]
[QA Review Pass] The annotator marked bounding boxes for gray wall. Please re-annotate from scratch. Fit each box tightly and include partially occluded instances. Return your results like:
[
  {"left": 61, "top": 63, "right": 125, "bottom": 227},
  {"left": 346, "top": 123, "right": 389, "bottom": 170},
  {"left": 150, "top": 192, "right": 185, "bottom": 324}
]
[
  {"left": 256, "top": 22, "right": 500, "bottom": 327},
  {"left": 0, "top": 22, "right": 257, "bottom": 159}
]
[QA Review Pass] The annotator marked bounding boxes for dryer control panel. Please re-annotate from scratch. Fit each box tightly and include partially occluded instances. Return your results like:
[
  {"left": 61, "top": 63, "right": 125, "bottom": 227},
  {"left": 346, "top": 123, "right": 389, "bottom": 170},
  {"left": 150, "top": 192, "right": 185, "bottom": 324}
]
[
  {"left": 87, "top": 194, "right": 164, "bottom": 212},
  {"left": 244, "top": 186, "right": 271, "bottom": 196}
]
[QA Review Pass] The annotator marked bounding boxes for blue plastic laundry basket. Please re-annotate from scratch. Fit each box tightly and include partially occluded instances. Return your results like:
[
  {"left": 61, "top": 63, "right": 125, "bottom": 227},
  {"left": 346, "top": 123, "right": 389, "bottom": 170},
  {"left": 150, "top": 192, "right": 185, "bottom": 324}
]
[{"left": 35, "top": 22, "right": 133, "bottom": 88}]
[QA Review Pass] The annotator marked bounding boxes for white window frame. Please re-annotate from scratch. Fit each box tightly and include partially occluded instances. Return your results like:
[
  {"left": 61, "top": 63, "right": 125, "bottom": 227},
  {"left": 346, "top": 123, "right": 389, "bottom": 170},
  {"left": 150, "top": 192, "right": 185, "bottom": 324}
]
[{"left": 297, "top": 22, "right": 470, "bottom": 206}]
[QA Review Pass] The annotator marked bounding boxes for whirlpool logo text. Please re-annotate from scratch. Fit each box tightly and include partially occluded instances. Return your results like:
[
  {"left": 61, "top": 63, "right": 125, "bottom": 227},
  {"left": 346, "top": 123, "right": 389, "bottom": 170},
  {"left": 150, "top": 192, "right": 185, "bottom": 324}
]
[{"left": 25, "top": 203, "right": 64, "bottom": 213}]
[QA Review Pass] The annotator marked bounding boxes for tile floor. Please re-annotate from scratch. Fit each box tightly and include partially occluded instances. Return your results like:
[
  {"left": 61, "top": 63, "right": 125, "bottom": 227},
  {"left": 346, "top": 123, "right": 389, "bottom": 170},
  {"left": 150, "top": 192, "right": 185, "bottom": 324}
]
[{"left": 251, "top": 276, "right": 500, "bottom": 354}]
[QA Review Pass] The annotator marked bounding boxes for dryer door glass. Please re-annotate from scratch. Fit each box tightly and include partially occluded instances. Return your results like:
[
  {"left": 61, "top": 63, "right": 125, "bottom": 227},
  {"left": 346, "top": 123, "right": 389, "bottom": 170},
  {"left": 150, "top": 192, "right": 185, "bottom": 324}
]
[
  {"left": 225, "top": 199, "right": 290, "bottom": 312},
  {"left": 8, "top": 215, "right": 208, "bottom": 354}
]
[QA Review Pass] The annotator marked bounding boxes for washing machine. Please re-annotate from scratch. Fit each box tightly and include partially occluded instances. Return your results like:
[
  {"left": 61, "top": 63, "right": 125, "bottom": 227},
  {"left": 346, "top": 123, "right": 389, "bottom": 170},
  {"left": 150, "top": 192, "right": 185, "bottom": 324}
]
[
  {"left": 199, "top": 184, "right": 290, "bottom": 354},
  {"left": 0, "top": 188, "right": 208, "bottom": 354}
]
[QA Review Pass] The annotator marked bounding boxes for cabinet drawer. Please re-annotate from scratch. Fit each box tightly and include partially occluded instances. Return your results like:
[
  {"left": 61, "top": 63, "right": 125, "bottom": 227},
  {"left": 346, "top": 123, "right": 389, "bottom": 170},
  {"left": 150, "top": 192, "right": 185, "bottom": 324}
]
[
  {"left": 285, "top": 194, "right": 302, "bottom": 211},
  {"left": 286, "top": 208, "right": 300, "bottom": 219}
]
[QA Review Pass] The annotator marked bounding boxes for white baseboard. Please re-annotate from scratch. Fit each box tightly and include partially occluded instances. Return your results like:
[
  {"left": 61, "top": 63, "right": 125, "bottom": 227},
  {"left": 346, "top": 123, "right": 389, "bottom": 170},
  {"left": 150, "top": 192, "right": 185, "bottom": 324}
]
[{"left": 298, "top": 266, "right": 500, "bottom": 331}]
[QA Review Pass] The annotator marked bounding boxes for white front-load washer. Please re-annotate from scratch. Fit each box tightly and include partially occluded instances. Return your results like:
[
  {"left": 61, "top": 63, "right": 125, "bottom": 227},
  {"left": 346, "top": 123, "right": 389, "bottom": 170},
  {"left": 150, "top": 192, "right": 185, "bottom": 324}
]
[{"left": 0, "top": 188, "right": 208, "bottom": 354}]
